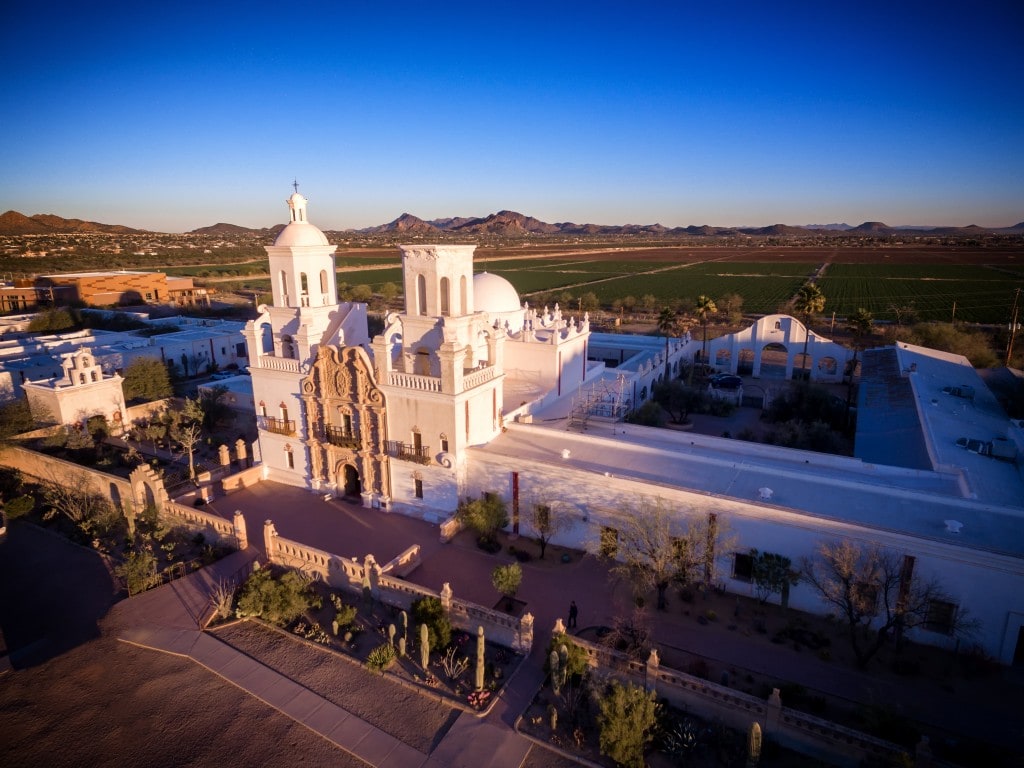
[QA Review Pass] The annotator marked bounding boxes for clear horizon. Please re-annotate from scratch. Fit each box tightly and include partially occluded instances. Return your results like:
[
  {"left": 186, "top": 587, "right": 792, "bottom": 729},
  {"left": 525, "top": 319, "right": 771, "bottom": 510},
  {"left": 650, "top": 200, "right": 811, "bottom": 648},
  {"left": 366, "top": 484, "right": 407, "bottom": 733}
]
[{"left": 1, "top": 2, "right": 1021, "bottom": 233}]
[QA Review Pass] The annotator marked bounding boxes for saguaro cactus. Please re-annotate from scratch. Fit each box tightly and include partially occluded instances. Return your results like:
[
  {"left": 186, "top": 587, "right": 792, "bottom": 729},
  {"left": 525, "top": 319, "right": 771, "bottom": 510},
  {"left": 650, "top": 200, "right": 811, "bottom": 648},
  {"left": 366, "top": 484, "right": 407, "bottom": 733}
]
[
  {"left": 420, "top": 623, "right": 430, "bottom": 669},
  {"left": 400, "top": 610, "right": 409, "bottom": 642},
  {"left": 388, "top": 623, "right": 396, "bottom": 648},
  {"left": 398, "top": 636, "right": 406, "bottom": 658},
  {"left": 549, "top": 649, "right": 561, "bottom": 696},
  {"left": 747, "top": 721, "right": 762, "bottom": 767},
  {"left": 475, "top": 625, "right": 486, "bottom": 691}
]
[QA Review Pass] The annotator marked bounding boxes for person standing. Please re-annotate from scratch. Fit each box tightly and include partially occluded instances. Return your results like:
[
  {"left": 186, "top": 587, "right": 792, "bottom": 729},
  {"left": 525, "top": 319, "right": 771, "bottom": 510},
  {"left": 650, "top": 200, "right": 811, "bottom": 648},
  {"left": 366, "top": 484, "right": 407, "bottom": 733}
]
[{"left": 568, "top": 600, "right": 578, "bottom": 630}]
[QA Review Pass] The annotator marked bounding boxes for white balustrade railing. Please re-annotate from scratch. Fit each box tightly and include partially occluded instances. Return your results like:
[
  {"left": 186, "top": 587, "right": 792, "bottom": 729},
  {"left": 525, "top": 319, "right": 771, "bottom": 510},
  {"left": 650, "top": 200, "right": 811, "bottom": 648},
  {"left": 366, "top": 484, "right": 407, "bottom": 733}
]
[
  {"left": 388, "top": 371, "right": 442, "bottom": 392},
  {"left": 462, "top": 365, "right": 496, "bottom": 390}
]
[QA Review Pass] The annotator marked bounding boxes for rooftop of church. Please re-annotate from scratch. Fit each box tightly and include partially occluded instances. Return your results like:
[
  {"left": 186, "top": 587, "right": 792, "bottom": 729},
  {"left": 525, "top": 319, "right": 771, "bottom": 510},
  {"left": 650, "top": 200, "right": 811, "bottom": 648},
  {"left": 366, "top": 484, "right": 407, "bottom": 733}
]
[{"left": 474, "top": 419, "right": 1024, "bottom": 559}]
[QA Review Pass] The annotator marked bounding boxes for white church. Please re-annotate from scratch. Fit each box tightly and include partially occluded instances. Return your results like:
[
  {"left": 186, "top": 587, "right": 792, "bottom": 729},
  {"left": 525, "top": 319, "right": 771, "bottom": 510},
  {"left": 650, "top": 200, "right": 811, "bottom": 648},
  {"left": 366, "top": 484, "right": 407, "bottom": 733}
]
[{"left": 245, "top": 191, "right": 1024, "bottom": 664}]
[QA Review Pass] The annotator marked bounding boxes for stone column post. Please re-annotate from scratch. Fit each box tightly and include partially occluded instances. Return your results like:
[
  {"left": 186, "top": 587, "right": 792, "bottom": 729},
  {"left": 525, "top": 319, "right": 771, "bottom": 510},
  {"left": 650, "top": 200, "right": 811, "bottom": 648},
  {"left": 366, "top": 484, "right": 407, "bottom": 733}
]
[
  {"left": 517, "top": 612, "right": 534, "bottom": 654},
  {"left": 553, "top": 618, "right": 566, "bottom": 636},
  {"left": 440, "top": 582, "right": 453, "bottom": 615},
  {"left": 263, "top": 520, "right": 278, "bottom": 564},
  {"left": 645, "top": 648, "right": 660, "bottom": 694},
  {"left": 233, "top": 510, "right": 247, "bottom": 550},
  {"left": 218, "top": 444, "right": 231, "bottom": 467},
  {"left": 235, "top": 438, "right": 248, "bottom": 468},
  {"left": 765, "top": 687, "right": 782, "bottom": 737}
]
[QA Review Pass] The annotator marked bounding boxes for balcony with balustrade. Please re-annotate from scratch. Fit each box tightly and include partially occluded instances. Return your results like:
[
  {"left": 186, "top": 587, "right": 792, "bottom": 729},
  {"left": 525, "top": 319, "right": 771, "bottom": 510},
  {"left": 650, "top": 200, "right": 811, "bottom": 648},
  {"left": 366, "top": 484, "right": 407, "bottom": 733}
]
[
  {"left": 385, "top": 440, "right": 431, "bottom": 464},
  {"left": 261, "top": 417, "right": 296, "bottom": 436},
  {"left": 321, "top": 425, "right": 361, "bottom": 449}
]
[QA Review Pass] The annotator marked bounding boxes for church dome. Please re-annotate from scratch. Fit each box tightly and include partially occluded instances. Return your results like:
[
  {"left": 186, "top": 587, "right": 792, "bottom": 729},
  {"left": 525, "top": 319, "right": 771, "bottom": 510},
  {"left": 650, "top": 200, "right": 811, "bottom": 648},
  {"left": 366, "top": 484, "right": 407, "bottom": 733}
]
[
  {"left": 274, "top": 221, "right": 330, "bottom": 247},
  {"left": 473, "top": 272, "right": 521, "bottom": 313},
  {"left": 273, "top": 189, "right": 330, "bottom": 247}
]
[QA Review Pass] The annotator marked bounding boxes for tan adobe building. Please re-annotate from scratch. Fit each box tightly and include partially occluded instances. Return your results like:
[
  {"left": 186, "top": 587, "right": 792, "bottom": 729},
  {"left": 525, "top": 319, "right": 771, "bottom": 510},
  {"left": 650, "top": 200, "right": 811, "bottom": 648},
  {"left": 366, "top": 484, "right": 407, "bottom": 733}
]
[{"left": 12, "top": 270, "right": 210, "bottom": 309}]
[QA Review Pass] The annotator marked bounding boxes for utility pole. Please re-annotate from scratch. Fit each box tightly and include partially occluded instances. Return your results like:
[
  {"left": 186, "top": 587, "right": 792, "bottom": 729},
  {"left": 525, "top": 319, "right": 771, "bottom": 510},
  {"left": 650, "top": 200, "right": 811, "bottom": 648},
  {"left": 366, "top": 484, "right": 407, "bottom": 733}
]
[{"left": 1007, "top": 288, "right": 1022, "bottom": 367}]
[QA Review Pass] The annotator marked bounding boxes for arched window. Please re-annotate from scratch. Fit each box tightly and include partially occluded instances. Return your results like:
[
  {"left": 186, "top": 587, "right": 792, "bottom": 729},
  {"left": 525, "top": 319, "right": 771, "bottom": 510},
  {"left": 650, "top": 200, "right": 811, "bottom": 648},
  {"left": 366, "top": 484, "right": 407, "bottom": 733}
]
[
  {"left": 415, "top": 349, "right": 431, "bottom": 375},
  {"left": 320, "top": 270, "right": 328, "bottom": 294},
  {"left": 460, "top": 275, "right": 468, "bottom": 315},
  {"left": 417, "top": 274, "right": 427, "bottom": 315},
  {"left": 281, "top": 335, "right": 294, "bottom": 358},
  {"left": 440, "top": 277, "right": 450, "bottom": 316},
  {"left": 280, "top": 271, "right": 288, "bottom": 300}
]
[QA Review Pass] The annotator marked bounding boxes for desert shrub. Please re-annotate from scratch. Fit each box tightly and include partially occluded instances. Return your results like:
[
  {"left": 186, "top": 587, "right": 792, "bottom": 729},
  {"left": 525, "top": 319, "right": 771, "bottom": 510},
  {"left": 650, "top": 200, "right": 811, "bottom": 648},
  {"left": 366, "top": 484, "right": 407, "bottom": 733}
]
[
  {"left": 597, "top": 680, "right": 658, "bottom": 768},
  {"left": 411, "top": 596, "right": 451, "bottom": 651},
  {"left": 334, "top": 603, "right": 358, "bottom": 630},
  {"left": 457, "top": 493, "right": 509, "bottom": 549},
  {"left": 366, "top": 642, "right": 396, "bottom": 673},
  {"left": 545, "top": 633, "right": 589, "bottom": 680},
  {"left": 117, "top": 549, "right": 159, "bottom": 595},
  {"left": 235, "top": 568, "right": 321, "bottom": 625},
  {"left": 626, "top": 399, "right": 662, "bottom": 426},
  {"left": 4, "top": 494, "right": 35, "bottom": 520}
]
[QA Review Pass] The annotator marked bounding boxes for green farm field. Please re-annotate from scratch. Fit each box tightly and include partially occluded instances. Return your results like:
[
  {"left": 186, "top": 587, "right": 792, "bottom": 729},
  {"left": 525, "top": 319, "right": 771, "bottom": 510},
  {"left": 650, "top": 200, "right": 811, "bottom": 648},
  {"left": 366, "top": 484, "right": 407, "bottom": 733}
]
[{"left": 200, "top": 242, "right": 1023, "bottom": 324}]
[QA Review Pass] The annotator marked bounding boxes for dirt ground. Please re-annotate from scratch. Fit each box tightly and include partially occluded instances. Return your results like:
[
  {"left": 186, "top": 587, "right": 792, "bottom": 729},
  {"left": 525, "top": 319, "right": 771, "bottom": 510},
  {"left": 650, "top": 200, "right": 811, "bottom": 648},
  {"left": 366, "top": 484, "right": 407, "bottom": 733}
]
[
  {"left": 0, "top": 524, "right": 366, "bottom": 768},
  {"left": 212, "top": 620, "right": 460, "bottom": 754}
]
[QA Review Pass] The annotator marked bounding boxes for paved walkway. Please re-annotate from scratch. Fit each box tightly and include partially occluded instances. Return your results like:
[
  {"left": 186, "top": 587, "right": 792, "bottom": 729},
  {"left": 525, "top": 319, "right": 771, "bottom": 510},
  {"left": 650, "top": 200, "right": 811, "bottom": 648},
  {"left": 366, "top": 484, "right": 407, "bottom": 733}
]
[{"left": 115, "top": 480, "right": 1023, "bottom": 766}]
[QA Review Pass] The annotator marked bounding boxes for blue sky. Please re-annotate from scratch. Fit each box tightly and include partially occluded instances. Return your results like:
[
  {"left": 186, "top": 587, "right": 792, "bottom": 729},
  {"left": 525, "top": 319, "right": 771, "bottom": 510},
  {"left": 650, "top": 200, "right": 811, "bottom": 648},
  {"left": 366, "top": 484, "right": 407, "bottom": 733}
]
[{"left": 1, "top": 1, "right": 1021, "bottom": 232}]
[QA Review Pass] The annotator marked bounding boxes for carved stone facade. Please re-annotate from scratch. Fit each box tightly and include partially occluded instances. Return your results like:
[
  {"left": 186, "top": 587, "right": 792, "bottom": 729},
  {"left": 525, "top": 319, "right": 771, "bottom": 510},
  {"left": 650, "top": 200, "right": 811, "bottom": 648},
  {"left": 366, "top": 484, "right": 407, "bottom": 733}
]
[{"left": 302, "top": 344, "right": 390, "bottom": 505}]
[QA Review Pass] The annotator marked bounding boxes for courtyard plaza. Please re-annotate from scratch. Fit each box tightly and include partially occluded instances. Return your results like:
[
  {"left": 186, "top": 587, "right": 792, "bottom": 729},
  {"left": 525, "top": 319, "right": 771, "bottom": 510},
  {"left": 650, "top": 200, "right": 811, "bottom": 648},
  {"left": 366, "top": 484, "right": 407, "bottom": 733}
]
[{"left": 195, "top": 480, "right": 1024, "bottom": 756}]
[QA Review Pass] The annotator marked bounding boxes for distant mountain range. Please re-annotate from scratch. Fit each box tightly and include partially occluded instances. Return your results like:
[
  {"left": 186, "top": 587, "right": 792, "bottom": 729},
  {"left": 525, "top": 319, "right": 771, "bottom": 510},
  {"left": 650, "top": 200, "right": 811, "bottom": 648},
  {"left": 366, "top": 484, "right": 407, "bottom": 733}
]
[
  {"left": 3, "top": 208, "right": 1023, "bottom": 238},
  {"left": 0, "top": 210, "right": 146, "bottom": 235}
]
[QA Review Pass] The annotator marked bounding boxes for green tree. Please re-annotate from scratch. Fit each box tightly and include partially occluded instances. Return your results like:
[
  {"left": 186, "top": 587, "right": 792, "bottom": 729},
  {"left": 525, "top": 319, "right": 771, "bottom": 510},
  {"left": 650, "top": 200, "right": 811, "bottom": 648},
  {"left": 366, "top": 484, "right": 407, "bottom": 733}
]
[
  {"left": 457, "top": 492, "right": 509, "bottom": 548},
  {"left": 694, "top": 294, "right": 717, "bottom": 365},
  {"left": 653, "top": 380, "right": 703, "bottom": 425},
  {"left": 198, "top": 385, "right": 232, "bottom": 431},
  {"left": 28, "top": 308, "right": 77, "bottom": 333},
  {"left": 122, "top": 358, "right": 173, "bottom": 403},
  {"left": 580, "top": 291, "right": 600, "bottom": 312},
  {"left": 117, "top": 549, "right": 159, "bottom": 595},
  {"left": 717, "top": 292, "right": 745, "bottom": 324},
  {"left": 793, "top": 282, "right": 826, "bottom": 378},
  {"left": 640, "top": 294, "right": 657, "bottom": 314},
  {"left": 598, "top": 681, "right": 658, "bottom": 768},
  {"left": 411, "top": 596, "right": 452, "bottom": 651},
  {"left": 656, "top": 307, "right": 677, "bottom": 382},
  {"left": 350, "top": 284, "right": 374, "bottom": 303},
  {"left": 379, "top": 282, "right": 399, "bottom": 305},
  {"left": 749, "top": 549, "right": 799, "bottom": 607},
  {"left": 897, "top": 322, "right": 999, "bottom": 368},
  {"left": 0, "top": 397, "right": 36, "bottom": 440},
  {"left": 491, "top": 563, "right": 522, "bottom": 610},
  {"left": 235, "top": 568, "right": 321, "bottom": 625}
]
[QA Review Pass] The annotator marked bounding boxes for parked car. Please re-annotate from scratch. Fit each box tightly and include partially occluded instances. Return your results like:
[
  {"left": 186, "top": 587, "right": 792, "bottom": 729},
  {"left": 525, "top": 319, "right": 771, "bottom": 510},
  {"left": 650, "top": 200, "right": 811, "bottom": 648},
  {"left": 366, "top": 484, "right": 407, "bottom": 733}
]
[
  {"left": 209, "top": 371, "right": 235, "bottom": 381},
  {"left": 710, "top": 374, "right": 742, "bottom": 390}
]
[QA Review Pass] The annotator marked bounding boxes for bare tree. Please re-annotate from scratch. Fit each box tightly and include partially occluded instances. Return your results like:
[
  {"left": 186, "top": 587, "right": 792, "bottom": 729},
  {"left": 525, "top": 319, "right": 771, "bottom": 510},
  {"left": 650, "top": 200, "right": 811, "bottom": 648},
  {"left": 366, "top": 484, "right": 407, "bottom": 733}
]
[
  {"left": 600, "top": 498, "right": 728, "bottom": 611},
  {"left": 527, "top": 500, "right": 569, "bottom": 559},
  {"left": 42, "top": 469, "right": 113, "bottom": 535},
  {"left": 800, "top": 540, "right": 970, "bottom": 669},
  {"left": 169, "top": 397, "right": 206, "bottom": 483}
]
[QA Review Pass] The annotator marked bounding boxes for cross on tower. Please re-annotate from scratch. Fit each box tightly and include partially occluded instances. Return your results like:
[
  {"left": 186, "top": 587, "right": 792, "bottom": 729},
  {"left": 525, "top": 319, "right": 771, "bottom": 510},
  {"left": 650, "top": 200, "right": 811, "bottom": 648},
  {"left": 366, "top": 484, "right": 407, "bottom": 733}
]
[{"left": 292, "top": 179, "right": 299, "bottom": 194}]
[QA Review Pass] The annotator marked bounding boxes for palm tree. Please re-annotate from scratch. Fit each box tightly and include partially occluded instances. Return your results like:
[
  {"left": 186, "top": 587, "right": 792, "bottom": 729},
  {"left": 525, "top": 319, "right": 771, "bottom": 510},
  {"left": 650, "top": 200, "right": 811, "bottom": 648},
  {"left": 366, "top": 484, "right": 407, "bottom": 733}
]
[
  {"left": 694, "top": 295, "right": 717, "bottom": 366},
  {"left": 844, "top": 308, "right": 874, "bottom": 414},
  {"left": 657, "top": 307, "right": 677, "bottom": 381},
  {"left": 792, "top": 282, "right": 825, "bottom": 379}
]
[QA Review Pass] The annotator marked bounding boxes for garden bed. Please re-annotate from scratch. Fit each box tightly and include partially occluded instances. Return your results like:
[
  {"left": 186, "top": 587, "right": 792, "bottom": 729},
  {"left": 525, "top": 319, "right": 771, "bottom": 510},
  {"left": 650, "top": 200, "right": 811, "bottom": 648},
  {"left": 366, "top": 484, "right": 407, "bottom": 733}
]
[{"left": 214, "top": 575, "right": 524, "bottom": 717}]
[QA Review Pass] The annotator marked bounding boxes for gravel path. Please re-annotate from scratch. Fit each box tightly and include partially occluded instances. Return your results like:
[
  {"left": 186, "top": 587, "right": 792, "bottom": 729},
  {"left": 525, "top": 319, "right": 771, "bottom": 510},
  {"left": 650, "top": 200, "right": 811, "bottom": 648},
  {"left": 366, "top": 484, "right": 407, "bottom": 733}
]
[{"left": 212, "top": 620, "right": 459, "bottom": 753}]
